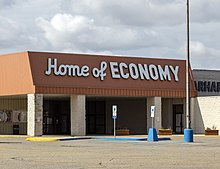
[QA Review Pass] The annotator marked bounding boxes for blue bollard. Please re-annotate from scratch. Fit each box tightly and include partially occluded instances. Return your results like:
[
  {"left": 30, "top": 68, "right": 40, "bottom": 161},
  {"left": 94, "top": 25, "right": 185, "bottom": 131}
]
[
  {"left": 147, "top": 128, "right": 158, "bottom": 142},
  {"left": 184, "top": 128, "right": 194, "bottom": 142}
]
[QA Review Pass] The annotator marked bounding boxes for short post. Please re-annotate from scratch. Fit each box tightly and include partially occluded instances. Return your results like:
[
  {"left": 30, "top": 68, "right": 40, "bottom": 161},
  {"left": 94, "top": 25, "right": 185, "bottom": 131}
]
[
  {"left": 113, "top": 118, "right": 116, "bottom": 138},
  {"left": 148, "top": 106, "right": 158, "bottom": 142},
  {"left": 152, "top": 112, "right": 154, "bottom": 129},
  {"left": 112, "top": 105, "right": 117, "bottom": 138}
]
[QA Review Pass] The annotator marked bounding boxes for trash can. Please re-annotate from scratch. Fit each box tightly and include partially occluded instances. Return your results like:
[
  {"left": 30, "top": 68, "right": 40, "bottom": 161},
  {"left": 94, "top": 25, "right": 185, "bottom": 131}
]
[{"left": 13, "top": 125, "right": 19, "bottom": 135}]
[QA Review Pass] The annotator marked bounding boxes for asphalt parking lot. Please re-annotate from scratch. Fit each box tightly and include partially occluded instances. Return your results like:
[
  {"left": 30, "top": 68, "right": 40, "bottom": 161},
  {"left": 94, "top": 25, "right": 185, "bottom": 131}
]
[{"left": 0, "top": 135, "right": 220, "bottom": 169}]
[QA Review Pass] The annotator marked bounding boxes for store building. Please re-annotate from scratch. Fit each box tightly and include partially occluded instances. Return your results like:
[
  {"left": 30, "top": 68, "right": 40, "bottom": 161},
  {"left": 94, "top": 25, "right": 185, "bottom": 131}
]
[
  {"left": 192, "top": 69, "right": 220, "bottom": 134},
  {"left": 0, "top": 51, "right": 198, "bottom": 136}
]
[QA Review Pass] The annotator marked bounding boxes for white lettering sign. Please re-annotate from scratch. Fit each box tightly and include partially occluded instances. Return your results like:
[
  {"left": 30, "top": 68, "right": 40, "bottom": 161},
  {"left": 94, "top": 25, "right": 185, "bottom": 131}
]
[
  {"left": 109, "top": 62, "right": 179, "bottom": 81},
  {"left": 92, "top": 61, "right": 107, "bottom": 80},
  {"left": 45, "top": 58, "right": 179, "bottom": 82},
  {"left": 45, "top": 58, "right": 90, "bottom": 77}
]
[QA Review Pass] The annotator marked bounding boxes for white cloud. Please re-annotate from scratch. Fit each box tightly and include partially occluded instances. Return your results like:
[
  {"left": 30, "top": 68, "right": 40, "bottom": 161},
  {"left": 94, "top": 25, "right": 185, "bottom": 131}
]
[
  {"left": 36, "top": 13, "right": 159, "bottom": 51},
  {"left": 0, "top": 0, "right": 220, "bottom": 69},
  {"left": 50, "top": 14, "right": 93, "bottom": 33},
  {"left": 0, "top": 16, "right": 27, "bottom": 47},
  {"left": 36, "top": 14, "right": 94, "bottom": 50},
  {"left": 190, "top": 41, "right": 220, "bottom": 69},
  {"left": 191, "top": 41, "right": 207, "bottom": 55},
  {"left": 191, "top": 0, "right": 220, "bottom": 23},
  {"left": 64, "top": 0, "right": 185, "bottom": 26}
]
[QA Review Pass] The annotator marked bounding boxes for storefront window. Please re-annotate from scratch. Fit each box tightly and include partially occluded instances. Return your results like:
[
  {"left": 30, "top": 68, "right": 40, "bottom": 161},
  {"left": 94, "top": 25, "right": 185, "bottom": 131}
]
[
  {"left": 0, "top": 110, "right": 12, "bottom": 122},
  {"left": 0, "top": 110, "right": 27, "bottom": 122}
]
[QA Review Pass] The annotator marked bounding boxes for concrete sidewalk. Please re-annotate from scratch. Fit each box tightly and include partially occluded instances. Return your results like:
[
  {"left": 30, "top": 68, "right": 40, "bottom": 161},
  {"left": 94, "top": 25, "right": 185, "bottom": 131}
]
[{"left": 1, "top": 134, "right": 218, "bottom": 142}]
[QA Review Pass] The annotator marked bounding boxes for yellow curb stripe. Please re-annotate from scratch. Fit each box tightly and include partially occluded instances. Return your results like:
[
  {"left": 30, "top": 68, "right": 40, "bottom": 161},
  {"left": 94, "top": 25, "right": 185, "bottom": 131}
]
[{"left": 26, "top": 137, "right": 59, "bottom": 142}]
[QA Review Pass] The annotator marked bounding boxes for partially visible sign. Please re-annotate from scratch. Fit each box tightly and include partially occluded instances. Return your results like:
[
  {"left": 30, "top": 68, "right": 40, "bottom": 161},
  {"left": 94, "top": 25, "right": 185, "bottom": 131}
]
[
  {"left": 194, "top": 81, "right": 220, "bottom": 93},
  {"left": 112, "top": 105, "right": 117, "bottom": 119},
  {"left": 151, "top": 106, "right": 155, "bottom": 118}
]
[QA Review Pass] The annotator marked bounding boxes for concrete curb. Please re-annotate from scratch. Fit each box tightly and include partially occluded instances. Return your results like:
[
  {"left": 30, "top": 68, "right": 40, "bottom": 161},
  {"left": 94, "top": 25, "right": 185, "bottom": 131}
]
[
  {"left": 59, "top": 137, "right": 92, "bottom": 141},
  {"left": 94, "top": 137, "right": 171, "bottom": 141},
  {"left": 0, "top": 135, "right": 28, "bottom": 138},
  {"left": 95, "top": 137, "right": 148, "bottom": 141},
  {"left": 26, "top": 137, "right": 92, "bottom": 142}
]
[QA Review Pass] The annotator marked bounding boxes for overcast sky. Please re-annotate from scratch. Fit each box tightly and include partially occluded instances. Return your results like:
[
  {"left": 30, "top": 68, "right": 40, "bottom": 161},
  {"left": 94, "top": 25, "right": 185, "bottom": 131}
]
[{"left": 0, "top": 0, "right": 220, "bottom": 69}]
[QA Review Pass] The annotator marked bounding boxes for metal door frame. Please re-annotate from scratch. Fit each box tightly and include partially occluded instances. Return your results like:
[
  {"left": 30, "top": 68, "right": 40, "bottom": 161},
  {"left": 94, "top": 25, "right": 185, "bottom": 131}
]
[{"left": 173, "top": 104, "right": 184, "bottom": 134}]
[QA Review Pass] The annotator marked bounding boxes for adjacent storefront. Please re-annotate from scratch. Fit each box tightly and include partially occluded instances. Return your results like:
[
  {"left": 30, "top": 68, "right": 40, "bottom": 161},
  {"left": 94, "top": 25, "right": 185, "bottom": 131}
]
[
  {"left": 191, "top": 70, "right": 220, "bottom": 134},
  {"left": 0, "top": 51, "right": 198, "bottom": 136}
]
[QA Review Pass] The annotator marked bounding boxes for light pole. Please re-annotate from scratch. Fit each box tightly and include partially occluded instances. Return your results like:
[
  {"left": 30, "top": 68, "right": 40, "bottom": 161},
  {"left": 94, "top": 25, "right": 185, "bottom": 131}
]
[
  {"left": 186, "top": 0, "right": 190, "bottom": 129},
  {"left": 184, "top": 0, "right": 194, "bottom": 142}
]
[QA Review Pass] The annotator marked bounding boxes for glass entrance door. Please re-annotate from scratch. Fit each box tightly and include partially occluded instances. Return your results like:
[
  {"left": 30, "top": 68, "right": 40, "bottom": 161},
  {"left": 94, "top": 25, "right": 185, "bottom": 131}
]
[
  {"left": 173, "top": 104, "right": 184, "bottom": 134},
  {"left": 86, "top": 101, "right": 106, "bottom": 134},
  {"left": 43, "top": 100, "right": 70, "bottom": 135}
]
